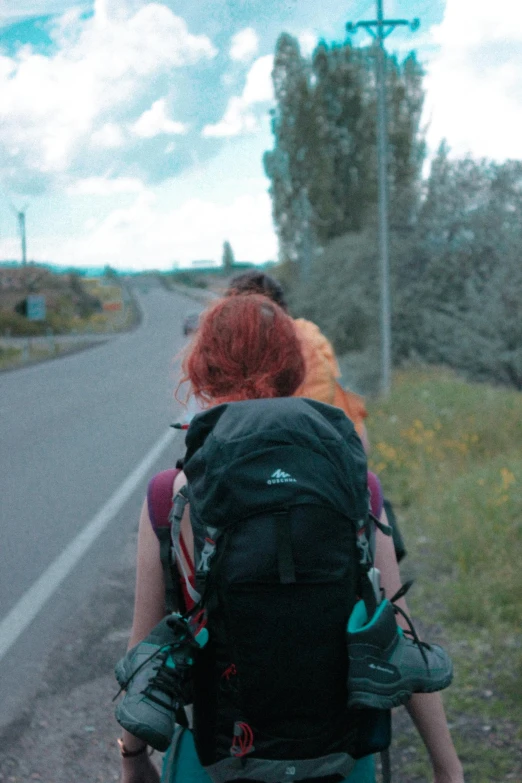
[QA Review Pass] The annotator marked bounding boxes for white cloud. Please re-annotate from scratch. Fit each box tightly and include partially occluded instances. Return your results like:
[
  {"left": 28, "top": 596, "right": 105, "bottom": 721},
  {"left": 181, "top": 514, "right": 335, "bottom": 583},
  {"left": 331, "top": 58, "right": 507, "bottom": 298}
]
[
  {"left": 431, "top": 0, "right": 522, "bottom": 48},
  {"left": 28, "top": 191, "right": 277, "bottom": 269},
  {"left": 242, "top": 55, "right": 274, "bottom": 104},
  {"left": 201, "top": 97, "right": 257, "bottom": 138},
  {"left": 67, "top": 176, "right": 146, "bottom": 195},
  {"left": 425, "top": 0, "right": 522, "bottom": 160},
  {"left": 229, "top": 27, "right": 259, "bottom": 62},
  {"left": 131, "top": 99, "right": 188, "bottom": 138},
  {"left": 0, "top": 2, "right": 216, "bottom": 185},
  {"left": 0, "top": 55, "right": 16, "bottom": 79},
  {"left": 90, "top": 122, "right": 125, "bottom": 149},
  {"left": 202, "top": 54, "right": 274, "bottom": 138}
]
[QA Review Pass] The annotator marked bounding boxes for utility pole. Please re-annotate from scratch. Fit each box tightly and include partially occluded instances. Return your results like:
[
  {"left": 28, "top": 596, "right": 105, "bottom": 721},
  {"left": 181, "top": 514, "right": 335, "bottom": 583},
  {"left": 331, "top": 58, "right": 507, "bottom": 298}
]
[
  {"left": 347, "top": 3, "right": 419, "bottom": 396},
  {"left": 18, "top": 209, "right": 27, "bottom": 266}
]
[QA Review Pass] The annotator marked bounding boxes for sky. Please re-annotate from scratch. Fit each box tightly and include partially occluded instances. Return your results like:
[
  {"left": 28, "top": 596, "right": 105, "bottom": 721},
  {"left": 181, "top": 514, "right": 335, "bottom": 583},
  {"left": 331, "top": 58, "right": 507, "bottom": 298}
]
[{"left": 0, "top": 0, "right": 521, "bottom": 270}]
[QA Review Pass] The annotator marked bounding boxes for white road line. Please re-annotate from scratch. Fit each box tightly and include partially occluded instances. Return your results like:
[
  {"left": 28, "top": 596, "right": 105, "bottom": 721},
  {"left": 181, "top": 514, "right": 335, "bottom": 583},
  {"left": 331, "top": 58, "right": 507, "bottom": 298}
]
[{"left": 0, "top": 427, "right": 179, "bottom": 663}]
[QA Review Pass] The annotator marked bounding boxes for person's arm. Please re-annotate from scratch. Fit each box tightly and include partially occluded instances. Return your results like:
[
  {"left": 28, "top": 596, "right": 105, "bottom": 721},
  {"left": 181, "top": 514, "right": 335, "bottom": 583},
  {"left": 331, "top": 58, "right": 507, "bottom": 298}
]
[
  {"left": 119, "top": 498, "right": 166, "bottom": 783},
  {"left": 128, "top": 498, "right": 167, "bottom": 646},
  {"left": 406, "top": 693, "right": 464, "bottom": 783},
  {"left": 374, "top": 510, "right": 464, "bottom": 783}
]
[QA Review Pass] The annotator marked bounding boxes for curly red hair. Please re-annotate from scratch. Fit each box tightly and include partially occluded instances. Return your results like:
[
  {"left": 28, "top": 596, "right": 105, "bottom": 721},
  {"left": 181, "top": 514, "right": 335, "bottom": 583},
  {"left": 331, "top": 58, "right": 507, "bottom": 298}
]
[{"left": 181, "top": 294, "right": 305, "bottom": 404}]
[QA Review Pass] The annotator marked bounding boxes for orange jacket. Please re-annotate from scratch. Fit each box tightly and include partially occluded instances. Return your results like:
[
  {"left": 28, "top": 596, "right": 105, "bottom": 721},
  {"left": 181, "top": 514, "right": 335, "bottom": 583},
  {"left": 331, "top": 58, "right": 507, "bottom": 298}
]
[{"left": 293, "top": 318, "right": 368, "bottom": 438}]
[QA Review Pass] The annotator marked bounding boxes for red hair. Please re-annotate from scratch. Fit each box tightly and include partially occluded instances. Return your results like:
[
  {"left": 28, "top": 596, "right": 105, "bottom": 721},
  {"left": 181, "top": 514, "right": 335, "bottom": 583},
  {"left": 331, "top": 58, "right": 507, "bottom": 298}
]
[{"left": 181, "top": 294, "right": 305, "bottom": 404}]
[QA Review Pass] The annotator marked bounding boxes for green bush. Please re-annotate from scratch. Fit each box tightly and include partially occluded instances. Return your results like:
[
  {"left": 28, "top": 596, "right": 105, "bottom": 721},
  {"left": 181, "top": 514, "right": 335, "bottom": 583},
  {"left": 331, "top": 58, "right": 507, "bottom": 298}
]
[
  {"left": 287, "top": 230, "right": 380, "bottom": 355},
  {"left": 0, "top": 312, "right": 48, "bottom": 336}
]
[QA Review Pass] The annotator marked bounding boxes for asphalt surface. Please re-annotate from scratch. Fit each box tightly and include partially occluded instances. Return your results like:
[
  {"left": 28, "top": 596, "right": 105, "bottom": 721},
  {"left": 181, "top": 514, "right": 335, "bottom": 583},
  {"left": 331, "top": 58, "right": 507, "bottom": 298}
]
[{"left": 0, "top": 280, "right": 199, "bottom": 734}]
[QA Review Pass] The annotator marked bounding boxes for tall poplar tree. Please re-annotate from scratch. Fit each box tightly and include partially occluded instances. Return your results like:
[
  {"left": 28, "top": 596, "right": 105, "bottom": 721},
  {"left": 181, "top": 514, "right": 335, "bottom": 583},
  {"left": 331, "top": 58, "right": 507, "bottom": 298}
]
[
  {"left": 222, "top": 240, "right": 235, "bottom": 273},
  {"left": 264, "top": 34, "right": 426, "bottom": 260}
]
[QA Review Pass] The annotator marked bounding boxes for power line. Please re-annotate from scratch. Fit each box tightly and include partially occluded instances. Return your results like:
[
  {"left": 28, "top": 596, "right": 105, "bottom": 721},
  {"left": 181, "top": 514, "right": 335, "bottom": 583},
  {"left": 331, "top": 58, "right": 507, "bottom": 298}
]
[{"left": 346, "top": 1, "right": 419, "bottom": 397}]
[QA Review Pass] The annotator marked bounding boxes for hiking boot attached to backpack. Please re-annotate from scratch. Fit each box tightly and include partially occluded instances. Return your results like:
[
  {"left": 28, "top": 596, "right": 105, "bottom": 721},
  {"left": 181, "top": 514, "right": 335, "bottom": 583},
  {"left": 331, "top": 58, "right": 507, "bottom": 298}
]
[
  {"left": 347, "top": 594, "right": 453, "bottom": 710},
  {"left": 115, "top": 613, "right": 208, "bottom": 751}
]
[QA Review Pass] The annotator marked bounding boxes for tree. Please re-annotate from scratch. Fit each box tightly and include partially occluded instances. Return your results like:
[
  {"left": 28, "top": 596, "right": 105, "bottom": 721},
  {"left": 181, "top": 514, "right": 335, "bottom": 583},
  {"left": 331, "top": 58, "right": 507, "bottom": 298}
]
[
  {"left": 266, "top": 32, "right": 522, "bottom": 390},
  {"left": 103, "top": 265, "right": 119, "bottom": 280},
  {"left": 222, "top": 241, "right": 235, "bottom": 272},
  {"left": 264, "top": 35, "right": 426, "bottom": 260},
  {"left": 264, "top": 34, "right": 315, "bottom": 265},
  {"left": 69, "top": 272, "right": 103, "bottom": 318},
  {"left": 392, "top": 151, "right": 522, "bottom": 387}
]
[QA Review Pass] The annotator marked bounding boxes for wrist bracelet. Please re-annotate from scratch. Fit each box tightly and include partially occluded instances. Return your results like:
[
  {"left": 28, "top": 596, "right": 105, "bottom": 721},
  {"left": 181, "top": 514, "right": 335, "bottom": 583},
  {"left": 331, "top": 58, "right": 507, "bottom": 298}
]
[{"left": 117, "top": 738, "right": 148, "bottom": 757}]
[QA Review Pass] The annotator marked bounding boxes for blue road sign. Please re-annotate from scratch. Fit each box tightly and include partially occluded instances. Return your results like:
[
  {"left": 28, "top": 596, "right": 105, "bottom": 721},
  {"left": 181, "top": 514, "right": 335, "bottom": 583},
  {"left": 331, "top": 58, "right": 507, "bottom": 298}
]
[{"left": 26, "top": 295, "right": 46, "bottom": 321}]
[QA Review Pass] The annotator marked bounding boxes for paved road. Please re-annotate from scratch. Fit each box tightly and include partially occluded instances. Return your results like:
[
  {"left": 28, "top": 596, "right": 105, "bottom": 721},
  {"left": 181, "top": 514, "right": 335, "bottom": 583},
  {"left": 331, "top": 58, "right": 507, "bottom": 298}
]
[{"left": 0, "top": 281, "right": 202, "bottom": 731}]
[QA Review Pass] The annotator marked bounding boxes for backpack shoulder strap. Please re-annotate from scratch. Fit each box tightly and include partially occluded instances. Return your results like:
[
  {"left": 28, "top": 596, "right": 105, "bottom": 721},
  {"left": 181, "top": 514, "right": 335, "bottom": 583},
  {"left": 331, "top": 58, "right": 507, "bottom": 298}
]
[{"left": 147, "top": 468, "right": 181, "bottom": 613}]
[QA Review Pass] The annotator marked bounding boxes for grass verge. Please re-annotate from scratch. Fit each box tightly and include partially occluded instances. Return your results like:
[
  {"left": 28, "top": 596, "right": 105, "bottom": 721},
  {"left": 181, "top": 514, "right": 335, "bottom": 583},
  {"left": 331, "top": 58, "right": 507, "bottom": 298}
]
[{"left": 366, "top": 367, "right": 522, "bottom": 781}]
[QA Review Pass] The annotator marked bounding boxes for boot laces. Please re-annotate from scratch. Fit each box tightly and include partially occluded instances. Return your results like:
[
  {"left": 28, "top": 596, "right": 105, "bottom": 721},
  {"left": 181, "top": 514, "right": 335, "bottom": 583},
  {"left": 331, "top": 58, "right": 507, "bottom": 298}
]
[
  {"left": 389, "top": 580, "right": 431, "bottom": 669},
  {"left": 144, "top": 647, "right": 194, "bottom": 707},
  {"left": 112, "top": 616, "right": 199, "bottom": 702}
]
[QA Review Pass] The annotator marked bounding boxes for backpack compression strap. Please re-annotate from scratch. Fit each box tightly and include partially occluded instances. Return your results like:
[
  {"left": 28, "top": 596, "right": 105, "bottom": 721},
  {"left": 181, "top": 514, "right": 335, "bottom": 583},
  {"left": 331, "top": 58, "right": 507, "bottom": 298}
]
[
  {"left": 356, "top": 471, "right": 392, "bottom": 617},
  {"left": 168, "top": 485, "right": 202, "bottom": 610}
]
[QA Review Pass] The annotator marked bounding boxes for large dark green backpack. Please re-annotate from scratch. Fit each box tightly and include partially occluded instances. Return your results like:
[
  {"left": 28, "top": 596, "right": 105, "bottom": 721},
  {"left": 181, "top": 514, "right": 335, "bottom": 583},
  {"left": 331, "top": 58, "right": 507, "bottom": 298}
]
[{"left": 168, "top": 397, "right": 391, "bottom": 783}]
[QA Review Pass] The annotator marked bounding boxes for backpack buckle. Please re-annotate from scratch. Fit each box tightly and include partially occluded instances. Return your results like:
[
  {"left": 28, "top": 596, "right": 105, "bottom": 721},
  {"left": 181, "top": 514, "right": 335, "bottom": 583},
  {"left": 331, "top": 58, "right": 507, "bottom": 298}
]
[
  {"left": 356, "top": 530, "right": 372, "bottom": 566},
  {"left": 197, "top": 529, "right": 217, "bottom": 574}
]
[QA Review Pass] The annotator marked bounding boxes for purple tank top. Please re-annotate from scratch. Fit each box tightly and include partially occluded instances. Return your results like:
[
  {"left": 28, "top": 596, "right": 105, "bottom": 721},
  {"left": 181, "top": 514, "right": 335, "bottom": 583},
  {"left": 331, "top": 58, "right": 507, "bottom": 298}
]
[{"left": 368, "top": 471, "right": 383, "bottom": 518}]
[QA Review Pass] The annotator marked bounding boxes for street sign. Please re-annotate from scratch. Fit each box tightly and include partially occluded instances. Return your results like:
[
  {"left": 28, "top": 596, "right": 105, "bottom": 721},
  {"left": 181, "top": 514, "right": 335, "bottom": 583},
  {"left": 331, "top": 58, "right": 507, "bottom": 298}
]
[{"left": 26, "top": 295, "right": 46, "bottom": 321}]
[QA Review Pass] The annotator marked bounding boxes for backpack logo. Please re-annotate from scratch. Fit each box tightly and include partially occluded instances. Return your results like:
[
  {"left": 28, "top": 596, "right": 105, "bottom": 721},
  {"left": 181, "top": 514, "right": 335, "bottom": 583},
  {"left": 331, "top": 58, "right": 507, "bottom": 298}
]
[{"left": 267, "top": 469, "right": 297, "bottom": 485}]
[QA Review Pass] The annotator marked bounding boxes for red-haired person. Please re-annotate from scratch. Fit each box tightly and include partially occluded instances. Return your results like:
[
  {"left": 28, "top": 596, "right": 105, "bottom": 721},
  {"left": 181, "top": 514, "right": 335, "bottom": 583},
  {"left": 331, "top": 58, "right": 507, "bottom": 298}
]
[
  {"left": 117, "top": 295, "right": 463, "bottom": 783},
  {"left": 225, "top": 271, "right": 369, "bottom": 451},
  {"left": 183, "top": 294, "right": 304, "bottom": 404}
]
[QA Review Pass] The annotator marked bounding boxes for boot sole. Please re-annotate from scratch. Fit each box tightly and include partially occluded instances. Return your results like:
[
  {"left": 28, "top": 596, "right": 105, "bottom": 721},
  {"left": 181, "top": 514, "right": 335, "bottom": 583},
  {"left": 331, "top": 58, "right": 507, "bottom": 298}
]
[
  {"left": 115, "top": 702, "right": 174, "bottom": 752},
  {"left": 348, "top": 670, "right": 454, "bottom": 710}
]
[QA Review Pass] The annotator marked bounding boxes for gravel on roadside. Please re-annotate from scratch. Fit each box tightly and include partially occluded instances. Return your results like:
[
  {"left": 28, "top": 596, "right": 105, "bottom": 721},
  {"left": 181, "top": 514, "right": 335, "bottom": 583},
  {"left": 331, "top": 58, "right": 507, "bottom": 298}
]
[{"left": 0, "top": 534, "right": 139, "bottom": 783}]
